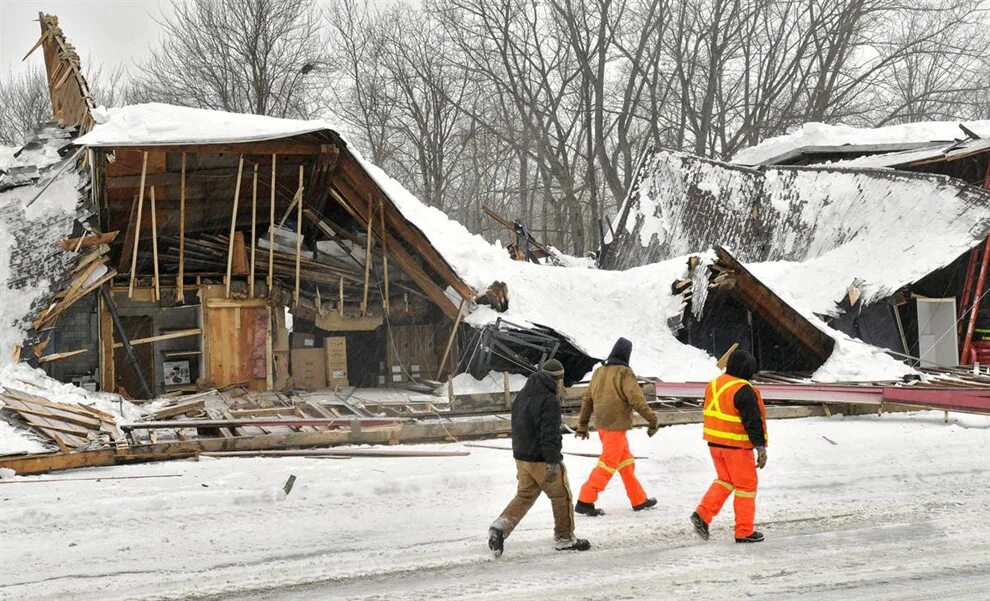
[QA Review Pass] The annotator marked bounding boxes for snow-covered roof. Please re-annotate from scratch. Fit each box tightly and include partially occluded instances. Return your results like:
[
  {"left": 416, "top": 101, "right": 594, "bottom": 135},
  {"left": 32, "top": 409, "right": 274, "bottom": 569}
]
[
  {"left": 76, "top": 103, "right": 335, "bottom": 147},
  {"left": 832, "top": 138, "right": 990, "bottom": 169},
  {"left": 733, "top": 120, "right": 990, "bottom": 166}
]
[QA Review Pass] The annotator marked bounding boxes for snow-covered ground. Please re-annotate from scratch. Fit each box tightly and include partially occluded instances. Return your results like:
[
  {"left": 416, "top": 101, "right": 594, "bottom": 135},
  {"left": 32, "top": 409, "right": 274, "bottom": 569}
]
[{"left": 2, "top": 410, "right": 989, "bottom": 600}]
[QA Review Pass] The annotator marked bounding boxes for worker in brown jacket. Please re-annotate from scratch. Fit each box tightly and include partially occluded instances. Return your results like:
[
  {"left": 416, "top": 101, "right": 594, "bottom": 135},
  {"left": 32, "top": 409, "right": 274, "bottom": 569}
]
[{"left": 575, "top": 337, "right": 660, "bottom": 515}]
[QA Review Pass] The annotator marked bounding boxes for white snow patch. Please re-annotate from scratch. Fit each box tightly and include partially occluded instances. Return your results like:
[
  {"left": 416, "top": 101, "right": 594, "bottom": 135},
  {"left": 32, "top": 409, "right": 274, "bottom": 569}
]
[
  {"left": 450, "top": 372, "right": 529, "bottom": 394},
  {"left": 733, "top": 120, "right": 990, "bottom": 165},
  {"left": 0, "top": 145, "right": 16, "bottom": 172},
  {"left": 0, "top": 363, "right": 142, "bottom": 424}
]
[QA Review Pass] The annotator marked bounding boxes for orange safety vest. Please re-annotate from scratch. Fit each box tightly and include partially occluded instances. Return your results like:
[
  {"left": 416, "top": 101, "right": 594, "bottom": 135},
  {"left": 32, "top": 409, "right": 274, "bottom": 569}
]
[{"left": 702, "top": 374, "right": 768, "bottom": 449}]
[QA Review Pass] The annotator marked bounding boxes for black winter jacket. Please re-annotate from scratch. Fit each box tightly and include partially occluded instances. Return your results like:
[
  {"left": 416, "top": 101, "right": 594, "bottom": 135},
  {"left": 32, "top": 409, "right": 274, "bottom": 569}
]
[{"left": 511, "top": 372, "right": 564, "bottom": 464}]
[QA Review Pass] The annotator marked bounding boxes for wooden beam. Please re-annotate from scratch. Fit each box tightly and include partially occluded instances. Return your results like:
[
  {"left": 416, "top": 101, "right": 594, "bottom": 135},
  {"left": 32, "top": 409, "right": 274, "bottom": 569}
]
[
  {"left": 439, "top": 298, "right": 467, "bottom": 378},
  {"left": 268, "top": 154, "right": 276, "bottom": 291},
  {"left": 112, "top": 328, "right": 201, "bottom": 349},
  {"left": 225, "top": 156, "right": 244, "bottom": 298},
  {"left": 149, "top": 186, "right": 161, "bottom": 302},
  {"left": 98, "top": 289, "right": 114, "bottom": 392},
  {"left": 37, "top": 348, "right": 90, "bottom": 363},
  {"left": 294, "top": 165, "right": 304, "bottom": 306},
  {"left": 58, "top": 231, "right": 118, "bottom": 250},
  {"left": 128, "top": 152, "right": 148, "bottom": 298},
  {"left": 361, "top": 194, "right": 374, "bottom": 316},
  {"left": 714, "top": 246, "right": 834, "bottom": 361},
  {"left": 176, "top": 152, "right": 186, "bottom": 303},
  {"left": 380, "top": 198, "right": 390, "bottom": 315},
  {"left": 249, "top": 163, "right": 258, "bottom": 298}
]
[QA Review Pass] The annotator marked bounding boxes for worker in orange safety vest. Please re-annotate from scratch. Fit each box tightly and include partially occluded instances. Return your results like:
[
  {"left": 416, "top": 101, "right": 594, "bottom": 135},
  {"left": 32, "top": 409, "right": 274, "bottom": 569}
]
[{"left": 690, "top": 349, "right": 768, "bottom": 543}]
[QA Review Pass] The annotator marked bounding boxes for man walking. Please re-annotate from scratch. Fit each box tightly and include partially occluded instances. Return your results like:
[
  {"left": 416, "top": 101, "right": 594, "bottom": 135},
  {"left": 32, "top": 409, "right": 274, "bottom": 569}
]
[
  {"left": 690, "top": 349, "right": 768, "bottom": 543},
  {"left": 574, "top": 337, "right": 660, "bottom": 516},
  {"left": 488, "top": 359, "right": 590, "bottom": 557}
]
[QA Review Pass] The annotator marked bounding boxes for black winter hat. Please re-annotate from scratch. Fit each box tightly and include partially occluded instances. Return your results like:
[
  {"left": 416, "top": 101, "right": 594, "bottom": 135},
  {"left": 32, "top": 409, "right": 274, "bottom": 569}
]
[
  {"left": 606, "top": 337, "right": 632, "bottom": 366},
  {"left": 541, "top": 358, "right": 565, "bottom": 378},
  {"left": 726, "top": 349, "right": 758, "bottom": 380}
]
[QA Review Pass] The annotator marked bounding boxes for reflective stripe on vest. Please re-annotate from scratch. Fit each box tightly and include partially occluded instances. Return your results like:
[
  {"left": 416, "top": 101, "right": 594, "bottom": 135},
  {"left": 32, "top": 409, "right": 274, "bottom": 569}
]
[{"left": 597, "top": 457, "right": 636, "bottom": 474}]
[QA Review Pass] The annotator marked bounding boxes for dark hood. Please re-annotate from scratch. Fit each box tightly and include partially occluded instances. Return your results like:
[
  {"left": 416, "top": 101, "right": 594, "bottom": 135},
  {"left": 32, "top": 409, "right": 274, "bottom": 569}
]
[
  {"left": 726, "top": 349, "right": 758, "bottom": 380},
  {"left": 521, "top": 371, "right": 558, "bottom": 396},
  {"left": 606, "top": 337, "right": 632, "bottom": 366}
]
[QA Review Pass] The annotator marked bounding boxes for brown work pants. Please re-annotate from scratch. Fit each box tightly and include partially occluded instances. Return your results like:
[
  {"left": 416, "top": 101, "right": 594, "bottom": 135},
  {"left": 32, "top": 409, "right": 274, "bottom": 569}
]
[{"left": 492, "top": 460, "right": 575, "bottom": 540}]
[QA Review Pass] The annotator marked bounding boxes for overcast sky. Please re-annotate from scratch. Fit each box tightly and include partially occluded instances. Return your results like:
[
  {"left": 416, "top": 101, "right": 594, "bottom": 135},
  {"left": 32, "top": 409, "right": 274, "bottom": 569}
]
[{"left": 0, "top": 0, "right": 172, "bottom": 79}]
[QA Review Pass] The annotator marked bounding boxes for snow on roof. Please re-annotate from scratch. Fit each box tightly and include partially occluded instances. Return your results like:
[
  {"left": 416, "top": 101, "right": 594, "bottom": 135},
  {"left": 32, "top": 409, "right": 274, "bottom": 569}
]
[
  {"left": 830, "top": 138, "right": 990, "bottom": 169},
  {"left": 353, "top": 150, "right": 719, "bottom": 381},
  {"left": 732, "top": 120, "right": 990, "bottom": 166},
  {"left": 75, "top": 103, "right": 334, "bottom": 147}
]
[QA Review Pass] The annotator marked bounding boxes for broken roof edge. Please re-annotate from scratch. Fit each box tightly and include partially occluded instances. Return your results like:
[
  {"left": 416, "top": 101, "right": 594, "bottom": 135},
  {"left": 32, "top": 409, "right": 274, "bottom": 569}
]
[{"left": 734, "top": 142, "right": 936, "bottom": 167}]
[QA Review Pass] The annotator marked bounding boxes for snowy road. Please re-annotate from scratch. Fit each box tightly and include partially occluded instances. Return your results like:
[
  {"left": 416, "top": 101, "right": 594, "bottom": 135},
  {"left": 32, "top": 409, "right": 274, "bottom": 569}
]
[{"left": 2, "top": 411, "right": 989, "bottom": 600}]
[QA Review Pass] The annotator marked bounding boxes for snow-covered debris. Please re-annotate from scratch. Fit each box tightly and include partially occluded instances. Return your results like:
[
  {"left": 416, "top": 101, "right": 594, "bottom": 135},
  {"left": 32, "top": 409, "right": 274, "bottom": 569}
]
[
  {"left": 450, "top": 371, "right": 529, "bottom": 394},
  {"left": 732, "top": 120, "right": 990, "bottom": 166},
  {"left": 1, "top": 128, "right": 91, "bottom": 364}
]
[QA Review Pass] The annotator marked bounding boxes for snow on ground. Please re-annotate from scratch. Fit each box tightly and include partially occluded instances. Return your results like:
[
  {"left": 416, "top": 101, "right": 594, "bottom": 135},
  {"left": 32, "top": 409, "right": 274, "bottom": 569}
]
[
  {"left": 1, "top": 410, "right": 988, "bottom": 600},
  {"left": 733, "top": 120, "right": 990, "bottom": 165}
]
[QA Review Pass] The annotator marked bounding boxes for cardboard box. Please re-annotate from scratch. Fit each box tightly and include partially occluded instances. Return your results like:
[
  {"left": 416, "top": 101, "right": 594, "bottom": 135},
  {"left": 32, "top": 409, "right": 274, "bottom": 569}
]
[
  {"left": 291, "top": 348, "right": 326, "bottom": 389},
  {"left": 163, "top": 360, "right": 191, "bottom": 385},
  {"left": 291, "top": 332, "right": 316, "bottom": 349},
  {"left": 324, "top": 337, "right": 348, "bottom": 387},
  {"left": 274, "top": 327, "right": 290, "bottom": 352}
]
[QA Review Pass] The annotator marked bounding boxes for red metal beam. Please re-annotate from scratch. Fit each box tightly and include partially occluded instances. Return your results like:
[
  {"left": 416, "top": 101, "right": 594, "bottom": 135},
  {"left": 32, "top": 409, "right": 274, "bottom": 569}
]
[{"left": 961, "top": 237, "right": 990, "bottom": 364}]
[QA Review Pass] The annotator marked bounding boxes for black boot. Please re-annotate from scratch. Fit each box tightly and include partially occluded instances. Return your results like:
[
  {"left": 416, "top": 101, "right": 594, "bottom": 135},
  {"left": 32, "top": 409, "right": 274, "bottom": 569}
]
[
  {"left": 632, "top": 498, "right": 657, "bottom": 511},
  {"left": 735, "top": 531, "right": 765, "bottom": 544},
  {"left": 555, "top": 536, "right": 591, "bottom": 551},
  {"left": 488, "top": 527, "right": 505, "bottom": 557},
  {"left": 690, "top": 512, "right": 709, "bottom": 541},
  {"left": 575, "top": 501, "right": 605, "bottom": 516}
]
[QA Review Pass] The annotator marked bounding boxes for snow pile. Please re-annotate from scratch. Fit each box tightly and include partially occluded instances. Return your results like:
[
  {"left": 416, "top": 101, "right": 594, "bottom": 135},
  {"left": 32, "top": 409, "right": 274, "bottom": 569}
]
[
  {"left": 355, "top": 151, "right": 719, "bottom": 382},
  {"left": 733, "top": 120, "right": 990, "bottom": 165},
  {"left": 450, "top": 371, "right": 529, "bottom": 394},
  {"left": 75, "top": 103, "right": 332, "bottom": 146},
  {"left": 0, "top": 145, "right": 17, "bottom": 172},
  {"left": 0, "top": 363, "right": 142, "bottom": 423}
]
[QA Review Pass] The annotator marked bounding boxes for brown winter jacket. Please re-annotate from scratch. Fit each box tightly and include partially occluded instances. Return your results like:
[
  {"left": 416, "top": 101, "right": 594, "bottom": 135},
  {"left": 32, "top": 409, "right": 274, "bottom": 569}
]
[{"left": 578, "top": 364, "right": 658, "bottom": 432}]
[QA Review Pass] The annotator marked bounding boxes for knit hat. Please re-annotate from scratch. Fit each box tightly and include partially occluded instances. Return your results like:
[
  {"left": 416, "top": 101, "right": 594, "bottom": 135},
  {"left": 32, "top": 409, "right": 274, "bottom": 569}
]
[{"left": 541, "top": 359, "right": 565, "bottom": 378}]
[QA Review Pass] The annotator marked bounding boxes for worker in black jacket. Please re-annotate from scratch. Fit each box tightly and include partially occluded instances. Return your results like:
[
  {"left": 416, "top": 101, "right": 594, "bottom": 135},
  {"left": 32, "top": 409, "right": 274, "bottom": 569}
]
[
  {"left": 691, "top": 349, "right": 769, "bottom": 543},
  {"left": 488, "top": 359, "right": 591, "bottom": 557}
]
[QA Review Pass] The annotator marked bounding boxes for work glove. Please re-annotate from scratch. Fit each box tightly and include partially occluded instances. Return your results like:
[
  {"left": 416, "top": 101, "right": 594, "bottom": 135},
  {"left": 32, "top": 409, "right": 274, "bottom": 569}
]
[
  {"left": 646, "top": 422, "right": 660, "bottom": 437},
  {"left": 755, "top": 446, "right": 767, "bottom": 469},
  {"left": 575, "top": 427, "right": 589, "bottom": 440},
  {"left": 545, "top": 463, "right": 560, "bottom": 484}
]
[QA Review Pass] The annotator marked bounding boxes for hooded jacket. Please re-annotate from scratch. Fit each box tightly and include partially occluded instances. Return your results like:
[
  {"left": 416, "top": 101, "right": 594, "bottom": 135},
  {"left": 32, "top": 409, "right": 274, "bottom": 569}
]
[
  {"left": 511, "top": 372, "right": 564, "bottom": 463},
  {"left": 578, "top": 338, "right": 658, "bottom": 432},
  {"left": 711, "top": 350, "right": 766, "bottom": 449}
]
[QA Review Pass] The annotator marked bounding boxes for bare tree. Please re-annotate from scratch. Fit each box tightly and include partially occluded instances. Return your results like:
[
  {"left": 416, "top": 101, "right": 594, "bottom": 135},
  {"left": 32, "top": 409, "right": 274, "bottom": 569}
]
[{"left": 130, "top": 0, "right": 323, "bottom": 118}]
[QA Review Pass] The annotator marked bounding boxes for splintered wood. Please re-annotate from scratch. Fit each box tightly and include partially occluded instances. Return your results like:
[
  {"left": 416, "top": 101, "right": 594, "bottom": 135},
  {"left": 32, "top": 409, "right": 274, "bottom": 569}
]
[{"left": 0, "top": 388, "right": 121, "bottom": 451}]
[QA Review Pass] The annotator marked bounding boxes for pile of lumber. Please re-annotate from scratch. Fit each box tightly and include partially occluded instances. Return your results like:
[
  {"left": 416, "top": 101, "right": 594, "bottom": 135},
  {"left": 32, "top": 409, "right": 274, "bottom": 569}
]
[{"left": 0, "top": 388, "right": 121, "bottom": 452}]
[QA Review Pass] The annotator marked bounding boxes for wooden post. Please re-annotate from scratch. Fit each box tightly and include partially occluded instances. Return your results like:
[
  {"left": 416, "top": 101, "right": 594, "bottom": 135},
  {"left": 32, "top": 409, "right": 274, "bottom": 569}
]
[
  {"left": 438, "top": 298, "right": 467, "bottom": 378},
  {"left": 361, "top": 194, "right": 374, "bottom": 316},
  {"left": 380, "top": 199, "right": 390, "bottom": 315},
  {"left": 176, "top": 152, "right": 186, "bottom": 303},
  {"left": 127, "top": 151, "right": 148, "bottom": 298},
  {"left": 339, "top": 277, "right": 344, "bottom": 318},
  {"left": 225, "top": 156, "right": 245, "bottom": 298},
  {"left": 149, "top": 186, "right": 160, "bottom": 302},
  {"left": 962, "top": 236, "right": 990, "bottom": 363},
  {"left": 503, "top": 371, "right": 511, "bottom": 408},
  {"left": 293, "top": 165, "right": 304, "bottom": 306},
  {"left": 249, "top": 163, "right": 258, "bottom": 298},
  {"left": 268, "top": 154, "right": 276, "bottom": 292},
  {"left": 100, "top": 287, "right": 153, "bottom": 399},
  {"left": 98, "top": 289, "right": 115, "bottom": 392}
]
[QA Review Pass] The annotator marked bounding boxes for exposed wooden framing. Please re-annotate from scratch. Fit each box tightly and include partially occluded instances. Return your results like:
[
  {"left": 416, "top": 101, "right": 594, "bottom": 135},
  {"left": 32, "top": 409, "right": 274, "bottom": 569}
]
[
  {"left": 128, "top": 152, "right": 148, "bottom": 298},
  {"left": 98, "top": 289, "right": 114, "bottom": 392},
  {"left": 100, "top": 287, "right": 153, "bottom": 399},
  {"left": 58, "top": 231, "right": 118, "bottom": 250},
  {"left": 714, "top": 246, "right": 834, "bottom": 361},
  {"left": 249, "top": 163, "right": 259, "bottom": 297},
  {"left": 111, "top": 328, "right": 202, "bottom": 349},
  {"left": 361, "top": 194, "right": 374, "bottom": 316},
  {"left": 0, "top": 448, "right": 198, "bottom": 476},
  {"left": 268, "top": 154, "right": 276, "bottom": 291},
  {"left": 205, "top": 298, "right": 270, "bottom": 309},
  {"left": 266, "top": 307, "right": 274, "bottom": 390},
  {"left": 149, "top": 186, "right": 161, "bottom": 301},
  {"left": 380, "top": 198, "right": 390, "bottom": 315},
  {"left": 294, "top": 165, "right": 304, "bottom": 306},
  {"left": 339, "top": 277, "right": 344, "bottom": 318},
  {"left": 439, "top": 298, "right": 467, "bottom": 378},
  {"left": 35, "top": 270, "right": 117, "bottom": 330},
  {"left": 37, "top": 348, "right": 90, "bottom": 364},
  {"left": 225, "top": 156, "right": 245, "bottom": 298},
  {"left": 88, "top": 141, "right": 323, "bottom": 155},
  {"left": 176, "top": 152, "right": 186, "bottom": 303}
]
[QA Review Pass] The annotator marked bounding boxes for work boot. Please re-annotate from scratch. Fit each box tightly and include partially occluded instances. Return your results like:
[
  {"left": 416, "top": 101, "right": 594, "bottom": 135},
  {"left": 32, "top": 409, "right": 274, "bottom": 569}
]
[
  {"left": 632, "top": 498, "right": 658, "bottom": 512},
  {"left": 554, "top": 536, "right": 591, "bottom": 551},
  {"left": 690, "top": 512, "right": 710, "bottom": 540},
  {"left": 735, "top": 531, "right": 765, "bottom": 544},
  {"left": 575, "top": 501, "right": 605, "bottom": 516},
  {"left": 488, "top": 526, "right": 505, "bottom": 557}
]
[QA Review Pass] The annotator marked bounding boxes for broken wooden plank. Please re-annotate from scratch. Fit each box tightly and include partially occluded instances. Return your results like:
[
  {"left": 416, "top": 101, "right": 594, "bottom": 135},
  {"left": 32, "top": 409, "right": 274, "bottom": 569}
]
[
  {"left": 58, "top": 230, "right": 118, "bottom": 250},
  {"left": 111, "top": 328, "right": 201, "bottom": 349},
  {"left": 128, "top": 152, "right": 149, "bottom": 298}
]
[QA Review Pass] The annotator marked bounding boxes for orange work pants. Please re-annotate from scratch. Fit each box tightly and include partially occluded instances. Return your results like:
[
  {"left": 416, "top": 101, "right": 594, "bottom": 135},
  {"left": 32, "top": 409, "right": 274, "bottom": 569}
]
[
  {"left": 695, "top": 446, "right": 758, "bottom": 538},
  {"left": 578, "top": 429, "right": 647, "bottom": 507}
]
